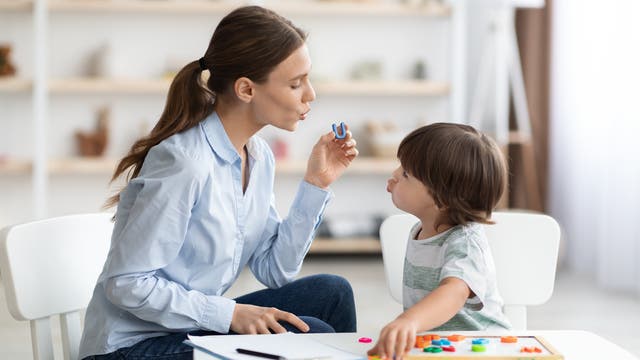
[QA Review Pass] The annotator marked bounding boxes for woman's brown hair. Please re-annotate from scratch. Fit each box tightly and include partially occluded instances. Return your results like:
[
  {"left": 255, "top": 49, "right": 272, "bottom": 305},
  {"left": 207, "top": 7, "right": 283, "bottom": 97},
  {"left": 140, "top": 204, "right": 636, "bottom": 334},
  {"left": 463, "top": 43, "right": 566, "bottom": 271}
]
[
  {"left": 397, "top": 123, "right": 507, "bottom": 227},
  {"left": 105, "top": 6, "right": 307, "bottom": 208}
]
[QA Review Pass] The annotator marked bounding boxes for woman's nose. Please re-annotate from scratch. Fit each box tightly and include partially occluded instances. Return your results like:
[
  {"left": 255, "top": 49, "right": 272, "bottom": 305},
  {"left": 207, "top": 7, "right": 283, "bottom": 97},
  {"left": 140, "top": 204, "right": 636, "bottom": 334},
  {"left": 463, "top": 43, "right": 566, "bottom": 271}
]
[{"left": 304, "top": 80, "right": 316, "bottom": 103}]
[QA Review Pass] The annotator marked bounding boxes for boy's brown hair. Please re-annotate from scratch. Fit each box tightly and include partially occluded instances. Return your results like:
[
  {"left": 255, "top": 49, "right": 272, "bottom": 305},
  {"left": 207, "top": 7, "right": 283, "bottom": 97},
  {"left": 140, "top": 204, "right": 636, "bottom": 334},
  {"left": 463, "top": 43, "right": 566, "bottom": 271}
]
[{"left": 397, "top": 122, "right": 507, "bottom": 227}]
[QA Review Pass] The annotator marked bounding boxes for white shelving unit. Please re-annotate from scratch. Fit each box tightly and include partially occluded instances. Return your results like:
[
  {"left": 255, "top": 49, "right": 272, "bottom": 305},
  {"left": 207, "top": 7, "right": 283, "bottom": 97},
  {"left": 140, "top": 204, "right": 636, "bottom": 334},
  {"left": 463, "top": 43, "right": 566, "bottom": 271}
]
[
  {"left": 47, "top": 0, "right": 451, "bottom": 16},
  {"left": 1, "top": 77, "right": 450, "bottom": 96},
  {"left": 0, "top": 0, "right": 32, "bottom": 11},
  {"left": 0, "top": 0, "right": 467, "bottom": 254},
  {"left": 0, "top": 77, "right": 32, "bottom": 91},
  {"left": 1, "top": 156, "right": 399, "bottom": 176},
  {"left": 0, "top": 159, "right": 32, "bottom": 175}
]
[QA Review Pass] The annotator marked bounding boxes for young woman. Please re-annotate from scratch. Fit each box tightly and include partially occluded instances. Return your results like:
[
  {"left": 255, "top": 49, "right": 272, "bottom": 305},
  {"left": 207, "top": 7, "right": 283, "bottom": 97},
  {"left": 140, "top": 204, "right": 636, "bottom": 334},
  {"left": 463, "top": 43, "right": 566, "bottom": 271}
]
[{"left": 80, "top": 6, "right": 358, "bottom": 360}]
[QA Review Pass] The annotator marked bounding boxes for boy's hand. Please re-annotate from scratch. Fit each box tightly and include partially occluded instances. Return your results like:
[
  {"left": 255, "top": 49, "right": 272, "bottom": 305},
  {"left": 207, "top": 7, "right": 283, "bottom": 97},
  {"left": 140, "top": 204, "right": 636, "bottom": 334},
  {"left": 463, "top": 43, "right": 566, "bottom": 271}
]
[{"left": 367, "top": 316, "right": 419, "bottom": 359}]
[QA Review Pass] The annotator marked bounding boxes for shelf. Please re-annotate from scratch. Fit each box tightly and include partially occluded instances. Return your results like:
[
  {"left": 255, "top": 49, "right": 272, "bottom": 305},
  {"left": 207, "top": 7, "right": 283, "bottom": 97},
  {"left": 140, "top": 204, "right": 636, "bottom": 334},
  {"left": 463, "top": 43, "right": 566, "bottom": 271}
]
[
  {"left": 0, "top": 78, "right": 32, "bottom": 92},
  {"left": 0, "top": 159, "right": 31, "bottom": 175},
  {"left": 272, "top": 1, "right": 450, "bottom": 17},
  {"left": 0, "top": 0, "right": 32, "bottom": 11},
  {"left": 49, "top": 78, "right": 170, "bottom": 94},
  {"left": 49, "top": 77, "right": 448, "bottom": 96},
  {"left": 48, "top": 157, "right": 118, "bottom": 175},
  {"left": 8, "top": 157, "right": 396, "bottom": 175},
  {"left": 49, "top": 0, "right": 234, "bottom": 14},
  {"left": 0, "top": 158, "right": 119, "bottom": 175},
  {"left": 47, "top": 0, "right": 450, "bottom": 17},
  {"left": 314, "top": 80, "right": 449, "bottom": 96},
  {"left": 276, "top": 157, "right": 397, "bottom": 175},
  {"left": 309, "top": 237, "right": 380, "bottom": 254}
]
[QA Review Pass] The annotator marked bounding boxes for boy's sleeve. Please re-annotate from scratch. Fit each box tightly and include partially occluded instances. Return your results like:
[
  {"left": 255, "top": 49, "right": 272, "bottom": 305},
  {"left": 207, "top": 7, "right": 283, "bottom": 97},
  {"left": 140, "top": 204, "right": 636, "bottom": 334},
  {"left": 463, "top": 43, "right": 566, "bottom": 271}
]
[{"left": 439, "top": 233, "right": 489, "bottom": 311}]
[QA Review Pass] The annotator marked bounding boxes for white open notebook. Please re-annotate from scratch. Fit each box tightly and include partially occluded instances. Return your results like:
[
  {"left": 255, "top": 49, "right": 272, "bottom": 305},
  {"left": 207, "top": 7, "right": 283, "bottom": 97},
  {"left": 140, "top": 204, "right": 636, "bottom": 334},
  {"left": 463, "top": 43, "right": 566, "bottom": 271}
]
[{"left": 185, "top": 333, "right": 364, "bottom": 360}]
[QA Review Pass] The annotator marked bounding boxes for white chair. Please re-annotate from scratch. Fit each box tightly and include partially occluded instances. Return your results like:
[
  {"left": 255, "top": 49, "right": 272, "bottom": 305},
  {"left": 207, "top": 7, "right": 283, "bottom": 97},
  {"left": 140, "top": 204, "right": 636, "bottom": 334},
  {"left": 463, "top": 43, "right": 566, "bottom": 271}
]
[
  {"left": 0, "top": 213, "right": 114, "bottom": 360},
  {"left": 379, "top": 211, "right": 561, "bottom": 330}
]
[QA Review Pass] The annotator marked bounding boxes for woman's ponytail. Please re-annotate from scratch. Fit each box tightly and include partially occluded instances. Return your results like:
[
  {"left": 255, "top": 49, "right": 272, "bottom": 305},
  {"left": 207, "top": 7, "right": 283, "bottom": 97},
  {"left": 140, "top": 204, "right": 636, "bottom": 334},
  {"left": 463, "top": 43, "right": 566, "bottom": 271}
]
[{"left": 104, "top": 61, "right": 214, "bottom": 208}]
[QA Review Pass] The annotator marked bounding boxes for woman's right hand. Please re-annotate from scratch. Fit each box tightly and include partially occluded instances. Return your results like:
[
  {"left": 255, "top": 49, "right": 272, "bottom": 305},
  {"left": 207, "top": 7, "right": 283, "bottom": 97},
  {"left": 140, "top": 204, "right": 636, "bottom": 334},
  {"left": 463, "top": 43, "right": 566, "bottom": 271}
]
[
  {"left": 304, "top": 127, "right": 358, "bottom": 189},
  {"left": 230, "top": 303, "right": 310, "bottom": 334}
]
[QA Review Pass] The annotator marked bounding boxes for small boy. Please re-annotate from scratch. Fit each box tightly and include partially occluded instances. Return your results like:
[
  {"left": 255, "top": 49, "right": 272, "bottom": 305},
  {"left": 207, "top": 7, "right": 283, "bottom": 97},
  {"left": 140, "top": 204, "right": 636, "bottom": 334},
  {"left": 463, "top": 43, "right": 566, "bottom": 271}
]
[{"left": 368, "top": 123, "right": 511, "bottom": 359}]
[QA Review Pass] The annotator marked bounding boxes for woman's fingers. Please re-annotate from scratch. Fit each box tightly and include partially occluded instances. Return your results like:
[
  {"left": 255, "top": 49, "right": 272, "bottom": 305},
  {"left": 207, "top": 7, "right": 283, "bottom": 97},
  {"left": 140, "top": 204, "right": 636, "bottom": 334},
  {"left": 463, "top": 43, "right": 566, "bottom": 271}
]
[
  {"left": 334, "top": 132, "right": 358, "bottom": 157},
  {"left": 259, "top": 308, "right": 308, "bottom": 334},
  {"left": 344, "top": 138, "right": 357, "bottom": 147},
  {"left": 333, "top": 129, "right": 353, "bottom": 143},
  {"left": 276, "top": 309, "right": 310, "bottom": 333},
  {"left": 337, "top": 130, "right": 353, "bottom": 142},
  {"left": 267, "top": 320, "right": 287, "bottom": 334},
  {"left": 345, "top": 147, "right": 359, "bottom": 157},
  {"left": 232, "top": 304, "right": 313, "bottom": 335},
  {"left": 256, "top": 323, "right": 271, "bottom": 334},
  {"left": 331, "top": 122, "right": 351, "bottom": 140},
  {"left": 322, "top": 129, "right": 358, "bottom": 158},
  {"left": 323, "top": 130, "right": 337, "bottom": 142}
]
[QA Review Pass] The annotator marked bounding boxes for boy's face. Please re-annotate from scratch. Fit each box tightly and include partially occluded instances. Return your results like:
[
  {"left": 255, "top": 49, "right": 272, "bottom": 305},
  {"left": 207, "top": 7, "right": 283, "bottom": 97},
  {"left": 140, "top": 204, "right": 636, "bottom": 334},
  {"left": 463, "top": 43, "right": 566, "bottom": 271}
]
[{"left": 387, "top": 166, "right": 438, "bottom": 218}]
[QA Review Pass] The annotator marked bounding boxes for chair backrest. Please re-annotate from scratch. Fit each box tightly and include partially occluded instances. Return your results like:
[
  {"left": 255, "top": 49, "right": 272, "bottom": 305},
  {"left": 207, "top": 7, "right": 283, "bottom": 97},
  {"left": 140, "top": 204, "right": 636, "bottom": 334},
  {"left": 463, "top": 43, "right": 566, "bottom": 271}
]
[
  {"left": 379, "top": 211, "right": 561, "bottom": 330},
  {"left": 0, "top": 213, "right": 114, "bottom": 360}
]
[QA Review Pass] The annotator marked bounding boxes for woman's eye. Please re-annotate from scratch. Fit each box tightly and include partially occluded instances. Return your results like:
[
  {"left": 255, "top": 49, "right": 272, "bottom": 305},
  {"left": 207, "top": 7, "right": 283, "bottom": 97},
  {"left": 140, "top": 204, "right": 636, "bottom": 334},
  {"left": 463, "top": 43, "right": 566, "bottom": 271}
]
[{"left": 290, "top": 83, "right": 301, "bottom": 89}]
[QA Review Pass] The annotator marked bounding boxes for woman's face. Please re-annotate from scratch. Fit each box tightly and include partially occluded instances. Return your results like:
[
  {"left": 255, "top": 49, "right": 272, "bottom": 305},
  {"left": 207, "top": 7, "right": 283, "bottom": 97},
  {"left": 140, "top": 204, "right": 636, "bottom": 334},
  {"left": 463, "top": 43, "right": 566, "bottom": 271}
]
[{"left": 251, "top": 45, "right": 316, "bottom": 131}]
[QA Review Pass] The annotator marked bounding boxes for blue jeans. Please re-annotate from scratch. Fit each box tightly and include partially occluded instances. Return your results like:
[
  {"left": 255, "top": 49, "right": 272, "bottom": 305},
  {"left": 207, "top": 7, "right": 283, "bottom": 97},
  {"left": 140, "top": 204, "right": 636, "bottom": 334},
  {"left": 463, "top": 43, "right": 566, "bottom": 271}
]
[{"left": 84, "top": 274, "right": 356, "bottom": 360}]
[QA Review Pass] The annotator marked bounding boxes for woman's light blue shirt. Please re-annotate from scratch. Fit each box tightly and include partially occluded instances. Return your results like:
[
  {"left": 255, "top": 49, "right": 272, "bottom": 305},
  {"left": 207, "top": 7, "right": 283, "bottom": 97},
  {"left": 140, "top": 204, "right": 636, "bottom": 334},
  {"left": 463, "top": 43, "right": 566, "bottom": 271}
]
[{"left": 79, "top": 112, "right": 331, "bottom": 358}]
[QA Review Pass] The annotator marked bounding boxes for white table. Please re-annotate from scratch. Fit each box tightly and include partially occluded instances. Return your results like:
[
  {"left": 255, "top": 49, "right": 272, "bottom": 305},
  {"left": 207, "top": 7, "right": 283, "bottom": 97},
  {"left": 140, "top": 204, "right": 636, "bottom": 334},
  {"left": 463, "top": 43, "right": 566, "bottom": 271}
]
[{"left": 193, "top": 330, "right": 638, "bottom": 360}]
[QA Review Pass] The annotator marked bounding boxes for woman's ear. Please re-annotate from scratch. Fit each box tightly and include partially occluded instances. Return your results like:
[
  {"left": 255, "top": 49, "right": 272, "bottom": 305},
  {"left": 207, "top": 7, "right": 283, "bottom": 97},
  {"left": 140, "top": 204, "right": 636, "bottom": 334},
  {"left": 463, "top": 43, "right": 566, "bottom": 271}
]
[{"left": 234, "top": 77, "right": 254, "bottom": 103}]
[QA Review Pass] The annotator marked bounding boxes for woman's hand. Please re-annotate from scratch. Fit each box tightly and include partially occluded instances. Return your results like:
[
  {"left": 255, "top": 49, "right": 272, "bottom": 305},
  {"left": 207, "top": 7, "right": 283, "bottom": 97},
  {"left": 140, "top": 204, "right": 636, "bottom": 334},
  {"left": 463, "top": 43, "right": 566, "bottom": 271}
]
[
  {"left": 304, "top": 126, "right": 358, "bottom": 189},
  {"left": 367, "top": 315, "right": 419, "bottom": 360},
  {"left": 230, "top": 303, "right": 309, "bottom": 334}
]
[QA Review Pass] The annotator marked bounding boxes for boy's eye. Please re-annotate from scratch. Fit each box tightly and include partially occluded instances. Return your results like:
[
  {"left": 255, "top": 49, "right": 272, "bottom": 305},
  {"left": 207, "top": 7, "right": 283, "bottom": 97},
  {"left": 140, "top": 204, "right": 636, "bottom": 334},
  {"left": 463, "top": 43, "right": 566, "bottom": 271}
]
[
  {"left": 290, "top": 83, "right": 301, "bottom": 89},
  {"left": 402, "top": 170, "right": 409, "bottom": 178}
]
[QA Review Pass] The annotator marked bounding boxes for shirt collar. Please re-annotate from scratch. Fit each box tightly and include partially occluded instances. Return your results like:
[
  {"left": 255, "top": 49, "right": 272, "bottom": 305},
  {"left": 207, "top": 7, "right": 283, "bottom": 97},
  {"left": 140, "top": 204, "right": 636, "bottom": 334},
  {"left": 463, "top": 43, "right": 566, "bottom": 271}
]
[{"left": 201, "top": 111, "right": 262, "bottom": 164}]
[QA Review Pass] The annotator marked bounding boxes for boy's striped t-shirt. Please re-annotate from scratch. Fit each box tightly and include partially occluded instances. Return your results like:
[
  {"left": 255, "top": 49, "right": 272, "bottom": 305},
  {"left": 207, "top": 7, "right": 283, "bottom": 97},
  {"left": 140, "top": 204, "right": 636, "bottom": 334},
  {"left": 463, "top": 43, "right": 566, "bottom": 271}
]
[{"left": 403, "top": 221, "right": 511, "bottom": 331}]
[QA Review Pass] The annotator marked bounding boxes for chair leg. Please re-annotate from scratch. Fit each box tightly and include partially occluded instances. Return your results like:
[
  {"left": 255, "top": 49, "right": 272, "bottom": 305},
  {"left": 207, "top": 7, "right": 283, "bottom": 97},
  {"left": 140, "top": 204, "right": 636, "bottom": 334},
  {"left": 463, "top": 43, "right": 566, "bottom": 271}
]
[
  {"left": 503, "top": 305, "right": 527, "bottom": 330},
  {"left": 61, "top": 311, "right": 82, "bottom": 360},
  {"left": 30, "top": 318, "right": 54, "bottom": 360}
]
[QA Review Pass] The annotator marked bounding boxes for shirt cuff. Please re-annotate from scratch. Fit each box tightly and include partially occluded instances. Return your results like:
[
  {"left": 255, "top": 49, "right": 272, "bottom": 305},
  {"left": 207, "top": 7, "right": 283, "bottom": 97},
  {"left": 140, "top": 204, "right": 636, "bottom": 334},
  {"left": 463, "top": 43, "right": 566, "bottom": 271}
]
[
  {"left": 198, "top": 295, "right": 236, "bottom": 333},
  {"left": 290, "top": 181, "right": 332, "bottom": 224}
]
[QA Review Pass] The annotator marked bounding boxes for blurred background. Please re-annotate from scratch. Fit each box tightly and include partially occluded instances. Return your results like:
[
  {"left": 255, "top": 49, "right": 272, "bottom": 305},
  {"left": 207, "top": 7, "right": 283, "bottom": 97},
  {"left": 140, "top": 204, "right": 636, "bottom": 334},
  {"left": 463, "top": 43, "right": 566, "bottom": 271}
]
[{"left": 1, "top": 0, "right": 639, "bottom": 358}]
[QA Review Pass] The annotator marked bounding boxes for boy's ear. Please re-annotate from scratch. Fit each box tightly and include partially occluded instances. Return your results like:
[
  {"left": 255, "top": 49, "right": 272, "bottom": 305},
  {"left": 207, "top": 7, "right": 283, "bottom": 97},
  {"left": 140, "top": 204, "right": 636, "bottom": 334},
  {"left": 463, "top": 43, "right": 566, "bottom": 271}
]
[{"left": 234, "top": 77, "right": 254, "bottom": 103}]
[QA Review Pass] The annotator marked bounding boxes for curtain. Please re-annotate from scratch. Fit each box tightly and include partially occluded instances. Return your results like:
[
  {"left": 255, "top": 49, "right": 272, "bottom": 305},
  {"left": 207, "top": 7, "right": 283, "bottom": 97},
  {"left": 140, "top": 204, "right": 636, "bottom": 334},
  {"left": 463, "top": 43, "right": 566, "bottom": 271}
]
[
  {"left": 549, "top": 0, "right": 640, "bottom": 294},
  {"left": 511, "top": 5, "right": 551, "bottom": 211}
]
